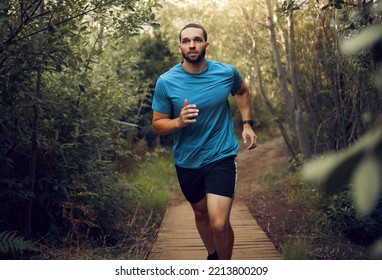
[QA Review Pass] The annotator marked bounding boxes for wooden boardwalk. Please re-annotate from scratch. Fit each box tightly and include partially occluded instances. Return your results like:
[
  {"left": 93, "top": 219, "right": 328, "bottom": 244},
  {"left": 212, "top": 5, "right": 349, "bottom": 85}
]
[{"left": 148, "top": 200, "right": 282, "bottom": 260}]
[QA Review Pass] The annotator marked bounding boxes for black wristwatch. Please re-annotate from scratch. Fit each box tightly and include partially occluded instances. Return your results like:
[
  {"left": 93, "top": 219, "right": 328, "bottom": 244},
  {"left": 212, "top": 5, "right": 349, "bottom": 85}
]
[{"left": 241, "top": 120, "right": 254, "bottom": 127}]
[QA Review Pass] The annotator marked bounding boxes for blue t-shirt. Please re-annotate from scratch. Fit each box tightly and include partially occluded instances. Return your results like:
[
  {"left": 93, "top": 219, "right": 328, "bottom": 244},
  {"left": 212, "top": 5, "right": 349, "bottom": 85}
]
[{"left": 152, "top": 60, "right": 243, "bottom": 168}]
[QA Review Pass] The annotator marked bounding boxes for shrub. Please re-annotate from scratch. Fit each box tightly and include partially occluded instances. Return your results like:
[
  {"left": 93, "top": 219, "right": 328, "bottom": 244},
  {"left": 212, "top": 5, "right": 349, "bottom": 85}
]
[{"left": 324, "top": 190, "right": 382, "bottom": 245}]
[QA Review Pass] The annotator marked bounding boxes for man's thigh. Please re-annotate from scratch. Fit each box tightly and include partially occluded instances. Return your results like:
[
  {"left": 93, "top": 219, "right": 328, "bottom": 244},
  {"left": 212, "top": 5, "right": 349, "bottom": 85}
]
[{"left": 206, "top": 193, "right": 233, "bottom": 226}]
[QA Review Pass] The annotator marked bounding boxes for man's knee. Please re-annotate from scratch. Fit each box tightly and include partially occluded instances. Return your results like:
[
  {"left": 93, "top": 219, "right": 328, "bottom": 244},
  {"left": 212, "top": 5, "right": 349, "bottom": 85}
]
[{"left": 210, "top": 219, "right": 229, "bottom": 235}]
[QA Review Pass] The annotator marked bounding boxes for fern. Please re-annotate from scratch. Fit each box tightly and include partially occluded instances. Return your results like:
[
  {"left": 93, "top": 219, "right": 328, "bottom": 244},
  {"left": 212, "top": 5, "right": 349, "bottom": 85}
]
[{"left": 0, "top": 231, "right": 38, "bottom": 255}]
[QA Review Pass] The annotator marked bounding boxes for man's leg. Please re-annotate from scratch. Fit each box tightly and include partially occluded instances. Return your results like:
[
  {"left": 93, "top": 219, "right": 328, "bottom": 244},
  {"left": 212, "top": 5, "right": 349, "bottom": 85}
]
[
  {"left": 190, "top": 196, "right": 216, "bottom": 255},
  {"left": 206, "top": 193, "right": 234, "bottom": 260}
]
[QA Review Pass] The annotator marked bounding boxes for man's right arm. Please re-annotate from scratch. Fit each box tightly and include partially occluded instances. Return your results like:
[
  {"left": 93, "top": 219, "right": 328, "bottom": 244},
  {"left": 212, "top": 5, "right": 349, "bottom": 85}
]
[
  {"left": 152, "top": 111, "right": 182, "bottom": 136},
  {"left": 152, "top": 100, "right": 199, "bottom": 136}
]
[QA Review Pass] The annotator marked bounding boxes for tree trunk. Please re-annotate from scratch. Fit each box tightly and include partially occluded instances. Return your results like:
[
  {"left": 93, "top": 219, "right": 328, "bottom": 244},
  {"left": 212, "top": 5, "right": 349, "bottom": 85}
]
[
  {"left": 332, "top": 9, "right": 348, "bottom": 149},
  {"left": 24, "top": 0, "right": 44, "bottom": 238},
  {"left": 266, "top": 0, "right": 312, "bottom": 160},
  {"left": 239, "top": 4, "right": 297, "bottom": 160},
  {"left": 286, "top": 11, "right": 311, "bottom": 159},
  {"left": 266, "top": 0, "right": 296, "bottom": 124}
]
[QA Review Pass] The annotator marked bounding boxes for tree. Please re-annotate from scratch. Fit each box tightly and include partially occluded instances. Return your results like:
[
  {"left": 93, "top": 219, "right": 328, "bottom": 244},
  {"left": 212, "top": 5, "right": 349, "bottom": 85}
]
[
  {"left": 0, "top": 0, "right": 162, "bottom": 255},
  {"left": 239, "top": 2, "right": 297, "bottom": 160},
  {"left": 129, "top": 32, "right": 178, "bottom": 148},
  {"left": 303, "top": 0, "right": 382, "bottom": 257},
  {"left": 266, "top": 0, "right": 311, "bottom": 160}
]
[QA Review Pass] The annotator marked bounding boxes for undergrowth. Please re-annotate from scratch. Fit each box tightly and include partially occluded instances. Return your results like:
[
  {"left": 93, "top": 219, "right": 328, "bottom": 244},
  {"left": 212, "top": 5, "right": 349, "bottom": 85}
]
[
  {"left": 254, "top": 157, "right": 372, "bottom": 260},
  {"left": 120, "top": 148, "right": 180, "bottom": 210},
  {"left": 26, "top": 148, "right": 178, "bottom": 260}
]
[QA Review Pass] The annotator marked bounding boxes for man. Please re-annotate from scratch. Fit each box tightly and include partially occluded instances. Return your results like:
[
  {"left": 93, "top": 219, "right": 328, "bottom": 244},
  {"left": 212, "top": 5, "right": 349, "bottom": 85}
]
[{"left": 151, "top": 23, "right": 257, "bottom": 260}]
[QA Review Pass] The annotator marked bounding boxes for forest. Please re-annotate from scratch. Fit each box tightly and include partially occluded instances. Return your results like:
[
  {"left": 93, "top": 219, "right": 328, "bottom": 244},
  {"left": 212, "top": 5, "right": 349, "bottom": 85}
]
[{"left": 1, "top": 0, "right": 382, "bottom": 259}]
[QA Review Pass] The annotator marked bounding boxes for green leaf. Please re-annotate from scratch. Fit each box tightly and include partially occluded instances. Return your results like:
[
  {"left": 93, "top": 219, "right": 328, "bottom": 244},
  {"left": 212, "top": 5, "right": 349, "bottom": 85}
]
[
  {"left": 334, "top": 3, "right": 342, "bottom": 9},
  {"left": 79, "top": 84, "right": 86, "bottom": 92},
  {"left": 0, "top": 231, "right": 38, "bottom": 255},
  {"left": 302, "top": 150, "right": 364, "bottom": 195},
  {"left": 341, "top": 23, "right": 382, "bottom": 55},
  {"left": 20, "top": 44, "right": 28, "bottom": 54},
  {"left": 0, "top": 0, "right": 9, "bottom": 10},
  {"left": 287, "top": 1, "right": 295, "bottom": 10},
  {"left": 151, "top": 23, "right": 160, "bottom": 30},
  {"left": 371, "top": 238, "right": 382, "bottom": 258},
  {"left": 82, "top": 48, "right": 88, "bottom": 57},
  {"left": 346, "top": 23, "right": 356, "bottom": 30},
  {"left": 303, "top": 125, "right": 382, "bottom": 195},
  {"left": 55, "top": 63, "right": 62, "bottom": 72},
  {"left": 127, "top": 5, "right": 135, "bottom": 12},
  {"left": 351, "top": 155, "right": 382, "bottom": 216},
  {"left": 321, "top": 5, "right": 330, "bottom": 10},
  {"left": 375, "top": 67, "right": 382, "bottom": 92}
]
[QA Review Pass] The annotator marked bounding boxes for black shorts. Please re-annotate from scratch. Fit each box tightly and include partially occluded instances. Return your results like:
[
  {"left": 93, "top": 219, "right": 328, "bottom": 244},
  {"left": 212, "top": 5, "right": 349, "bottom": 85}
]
[{"left": 175, "top": 156, "right": 237, "bottom": 204}]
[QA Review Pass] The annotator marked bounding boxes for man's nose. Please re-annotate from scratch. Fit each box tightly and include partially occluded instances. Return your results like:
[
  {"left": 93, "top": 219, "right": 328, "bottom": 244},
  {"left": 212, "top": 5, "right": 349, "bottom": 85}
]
[{"left": 189, "top": 40, "right": 196, "bottom": 48}]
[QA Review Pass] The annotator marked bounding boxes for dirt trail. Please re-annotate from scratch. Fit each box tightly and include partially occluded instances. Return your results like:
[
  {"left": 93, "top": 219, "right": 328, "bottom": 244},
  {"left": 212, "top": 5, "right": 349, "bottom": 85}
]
[
  {"left": 235, "top": 135, "right": 289, "bottom": 203},
  {"left": 233, "top": 134, "right": 293, "bottom": 251}
]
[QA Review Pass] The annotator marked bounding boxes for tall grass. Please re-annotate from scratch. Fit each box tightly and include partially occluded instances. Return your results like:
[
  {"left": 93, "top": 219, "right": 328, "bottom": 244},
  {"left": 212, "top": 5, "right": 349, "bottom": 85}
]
[
  {"left": 282, "top": 239, "right": 310, "bottom": 260},
  {"left": 119, "top": 148, "right": 180, "bottom": 211},
  {"left": 111, "top": 148, "right": 180, "bottom": 259}
]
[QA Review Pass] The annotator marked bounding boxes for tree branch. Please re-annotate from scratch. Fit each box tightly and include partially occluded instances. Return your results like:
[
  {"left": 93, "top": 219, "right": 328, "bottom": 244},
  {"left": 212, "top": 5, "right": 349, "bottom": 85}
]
[{"left": 6, "top": 0, "right": 119, "bottom": 44}]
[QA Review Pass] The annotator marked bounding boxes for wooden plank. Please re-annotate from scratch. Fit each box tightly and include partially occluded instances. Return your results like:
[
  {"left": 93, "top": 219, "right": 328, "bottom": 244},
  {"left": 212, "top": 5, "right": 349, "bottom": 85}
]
[{"left": 147, "top": 200, "right": 282, "bottom": 260}]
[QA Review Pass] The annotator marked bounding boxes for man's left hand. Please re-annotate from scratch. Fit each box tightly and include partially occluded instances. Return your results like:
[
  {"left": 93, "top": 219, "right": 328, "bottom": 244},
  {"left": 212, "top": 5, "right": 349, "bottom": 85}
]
[{"left": 242, "top": 126, "right": 257, "bottom": 150}]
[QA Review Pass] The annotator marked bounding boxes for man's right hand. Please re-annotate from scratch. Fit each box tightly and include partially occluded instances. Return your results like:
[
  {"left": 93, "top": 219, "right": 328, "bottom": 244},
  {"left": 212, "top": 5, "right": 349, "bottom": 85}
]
[{"left": 177, "top": 99, "right": 199, "bottom": 128}]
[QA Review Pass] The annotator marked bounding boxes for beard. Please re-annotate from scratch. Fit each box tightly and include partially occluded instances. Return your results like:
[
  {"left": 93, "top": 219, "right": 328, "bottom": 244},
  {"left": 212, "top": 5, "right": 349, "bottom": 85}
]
[{"left": 182, "top": 47, "right": 206, "bottom": 64}]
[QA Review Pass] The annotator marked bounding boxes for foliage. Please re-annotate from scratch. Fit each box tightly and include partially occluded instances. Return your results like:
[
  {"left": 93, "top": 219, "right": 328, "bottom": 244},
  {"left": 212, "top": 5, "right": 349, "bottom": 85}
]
[
  {"left": 0, "top": 0, "right": 165, "bottom": 258},
  {"left": 324, "top": 191, "right": 382, "bottom": 245},
  {"left": 0, "top": 231, "right": 37, "bottom": 257},
  {"left": 157, "top": 0, "right": 382, "bottom": 154},
  {"left": 303, "top": 119, "right": 382, "bottom": 214},
  {"left": 303, "top": 0, "right": 382, "bottom": 257},
  {"left": 120, "top": 148, "right": 179, "bottom": 211},
  {"left": 129, "top": 32, "right": 179, "bottom": 148},
  {"left": 25, "top": 148, "right": 177, "bottom": 260}
]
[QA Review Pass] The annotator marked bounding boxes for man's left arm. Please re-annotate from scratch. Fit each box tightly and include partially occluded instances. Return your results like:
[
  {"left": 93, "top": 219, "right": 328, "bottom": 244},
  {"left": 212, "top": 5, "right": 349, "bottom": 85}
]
[{"left": 235, "top": 81, "right": 258, "bottom": 150}]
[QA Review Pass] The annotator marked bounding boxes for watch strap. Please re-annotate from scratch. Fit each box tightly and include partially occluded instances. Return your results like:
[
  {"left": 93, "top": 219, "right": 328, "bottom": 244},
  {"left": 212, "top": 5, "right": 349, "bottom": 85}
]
[{"left": 241, "top": 120, "right": 254, "bottom": 126}]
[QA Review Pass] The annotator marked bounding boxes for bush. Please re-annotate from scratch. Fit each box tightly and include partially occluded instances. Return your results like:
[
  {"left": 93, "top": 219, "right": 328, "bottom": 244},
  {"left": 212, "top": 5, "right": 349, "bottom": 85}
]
[{"left": 324, "top": 190, "right": 382, "bottom": 245}]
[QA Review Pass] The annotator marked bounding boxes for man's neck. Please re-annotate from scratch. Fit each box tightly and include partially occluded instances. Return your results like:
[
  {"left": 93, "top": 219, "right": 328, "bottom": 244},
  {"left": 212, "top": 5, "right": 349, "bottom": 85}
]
[{"left": 182, "top": 59, "right": 208, "bottom": 74}]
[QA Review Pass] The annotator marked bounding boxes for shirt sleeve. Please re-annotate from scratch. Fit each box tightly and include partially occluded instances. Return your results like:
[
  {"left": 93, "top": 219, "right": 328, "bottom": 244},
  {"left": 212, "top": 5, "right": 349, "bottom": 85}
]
[
  {"left": 152, "top": 77, "right": 173, "bottom": 115},
  {"left": 230, "top": 66, "right": 243, "bottom": 96}
]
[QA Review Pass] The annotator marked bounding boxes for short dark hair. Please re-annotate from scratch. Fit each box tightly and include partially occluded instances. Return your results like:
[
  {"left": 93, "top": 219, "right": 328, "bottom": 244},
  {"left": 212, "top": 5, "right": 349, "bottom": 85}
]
[{"left": 179, "top": 23, "right": 208, "bottom": 42}]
